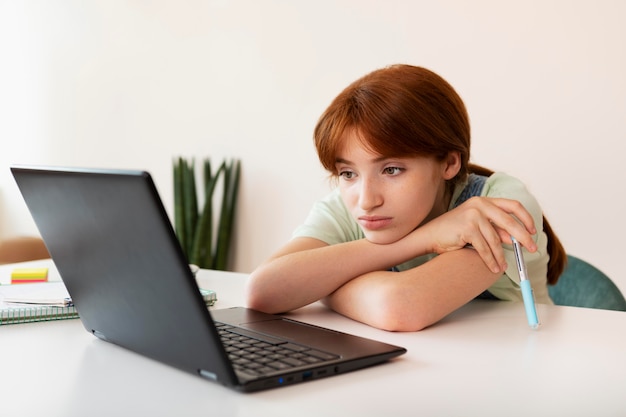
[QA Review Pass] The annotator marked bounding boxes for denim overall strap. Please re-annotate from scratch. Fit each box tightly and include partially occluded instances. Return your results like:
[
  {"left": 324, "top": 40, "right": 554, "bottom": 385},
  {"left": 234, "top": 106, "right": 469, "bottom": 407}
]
[
  {"left": 452, "top": 174, "right": 498, "bottom": 300},
  {"left": 454, "top": 174, "right": 488, "bottom": 208}
]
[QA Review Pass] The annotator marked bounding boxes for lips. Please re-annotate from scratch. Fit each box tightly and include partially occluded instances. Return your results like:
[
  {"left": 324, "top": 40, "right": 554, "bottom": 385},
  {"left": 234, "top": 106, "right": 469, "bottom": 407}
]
[{"left": 358, "top": 216, "right": 393, "bottom": 231}]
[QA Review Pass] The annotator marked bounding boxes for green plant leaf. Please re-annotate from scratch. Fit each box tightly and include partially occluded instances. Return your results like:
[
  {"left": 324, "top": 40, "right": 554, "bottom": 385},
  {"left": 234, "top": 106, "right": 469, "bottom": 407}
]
[
  {"left": 182, "top": 159, "right": 198, "bottom": 261},
  {"left": 191, "top": 160, "right": 211, "bottom": 266},
  {"left": 173, "top": 157, "right": 188, "bottom": 256},
  {"left": 214, "top": 159, "right": 241, "bottom": 270}
]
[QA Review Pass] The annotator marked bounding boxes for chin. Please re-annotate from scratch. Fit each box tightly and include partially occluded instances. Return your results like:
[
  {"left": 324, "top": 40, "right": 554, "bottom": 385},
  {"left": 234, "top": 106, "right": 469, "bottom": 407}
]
[{"left": 363, "top": 231, "right": 405, "bottom": 245}]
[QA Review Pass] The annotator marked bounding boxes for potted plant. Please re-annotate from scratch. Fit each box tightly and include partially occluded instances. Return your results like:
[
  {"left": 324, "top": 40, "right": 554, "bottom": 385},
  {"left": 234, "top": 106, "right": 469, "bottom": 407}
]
[{"left": 173, "top": 157, "right": 241, "bottom": 270}]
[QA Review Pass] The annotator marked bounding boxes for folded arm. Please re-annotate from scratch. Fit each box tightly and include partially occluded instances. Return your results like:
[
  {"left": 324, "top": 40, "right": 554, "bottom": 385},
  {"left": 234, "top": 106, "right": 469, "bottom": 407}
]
[
  {"left": 245, "top": 234, "right": 431, "bottom": 314},
  {"left": 323, "top": 248, "right": 501, "bottom": 331},
  {"left": 245, "top": 196, "right": 537, "bottom": 329}
]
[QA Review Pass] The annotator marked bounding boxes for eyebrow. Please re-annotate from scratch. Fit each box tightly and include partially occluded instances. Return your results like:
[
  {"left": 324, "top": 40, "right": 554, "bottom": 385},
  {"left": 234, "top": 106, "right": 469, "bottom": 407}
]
[{"left": 334, "top": 155, "right": 395, "bottom": 165}]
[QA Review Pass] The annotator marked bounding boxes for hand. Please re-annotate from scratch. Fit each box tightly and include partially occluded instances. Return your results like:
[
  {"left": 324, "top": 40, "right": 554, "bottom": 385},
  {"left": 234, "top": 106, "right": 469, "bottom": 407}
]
[{"left": 420, "top": 197, "right": 537, "bottom": 273}]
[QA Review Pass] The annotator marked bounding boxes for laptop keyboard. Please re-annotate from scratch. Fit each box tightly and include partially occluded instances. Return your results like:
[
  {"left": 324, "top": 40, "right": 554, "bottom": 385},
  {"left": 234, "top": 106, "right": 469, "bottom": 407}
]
[{"left": 215, "top": 322, "right": 340, "bottom": 377}]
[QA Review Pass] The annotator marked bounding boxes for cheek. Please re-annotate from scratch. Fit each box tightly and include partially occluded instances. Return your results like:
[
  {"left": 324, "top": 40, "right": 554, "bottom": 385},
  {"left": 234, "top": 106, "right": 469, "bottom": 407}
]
[
  {"left": 396, "top": 191, "right": 435, "bottom": 224},
  {"left": 338, "top": 185, "right": 357, "bottom": 208}
]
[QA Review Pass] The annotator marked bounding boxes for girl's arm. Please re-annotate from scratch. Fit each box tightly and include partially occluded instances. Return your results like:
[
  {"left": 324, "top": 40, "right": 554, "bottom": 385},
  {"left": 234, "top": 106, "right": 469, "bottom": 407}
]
[
  {"left": 245, "top": 235, "right": 429, "bottom": 314},
  {"left": 323, "top": 248, "right": 501, "bottom": 332},
  {"left": 245, "top": 196, "right": 537, "bottom": 317}
]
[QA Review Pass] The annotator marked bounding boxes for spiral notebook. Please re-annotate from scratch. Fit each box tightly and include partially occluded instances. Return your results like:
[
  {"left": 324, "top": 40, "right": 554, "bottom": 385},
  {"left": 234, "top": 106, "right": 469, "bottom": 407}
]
[
  {"left": 0, "top": 280, "right": 216, "bottom": 325},
  {"left": 0, "top": 282, "right": 77, "bottom": 324}
]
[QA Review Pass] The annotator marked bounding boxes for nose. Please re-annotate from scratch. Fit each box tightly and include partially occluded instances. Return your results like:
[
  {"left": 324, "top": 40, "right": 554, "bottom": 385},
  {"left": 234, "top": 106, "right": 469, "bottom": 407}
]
[{"left": 358, "top": 177, "right": 383, "bottom": 211}]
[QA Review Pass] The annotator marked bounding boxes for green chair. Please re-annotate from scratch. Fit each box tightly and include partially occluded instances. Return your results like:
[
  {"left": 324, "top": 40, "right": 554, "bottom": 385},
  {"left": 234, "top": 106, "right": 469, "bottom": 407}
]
[{"left": 549, "top": 255, "right": 626, "bottom": 311}]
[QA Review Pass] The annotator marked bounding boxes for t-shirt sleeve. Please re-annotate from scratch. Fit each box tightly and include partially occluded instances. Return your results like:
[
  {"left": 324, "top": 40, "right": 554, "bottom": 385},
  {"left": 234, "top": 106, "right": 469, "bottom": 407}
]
[{"left": 292, "top": 189, "right": 364, "bottom": 245}]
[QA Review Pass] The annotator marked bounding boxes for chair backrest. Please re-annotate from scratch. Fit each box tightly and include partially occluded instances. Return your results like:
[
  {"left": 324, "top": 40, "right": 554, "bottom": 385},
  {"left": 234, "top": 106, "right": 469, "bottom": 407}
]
[
  {"left": 549, "top": 255, "right": 626, "bottom": 311},
  {"left": 0, "top": 236, "right": 50, "bottom": 264}
]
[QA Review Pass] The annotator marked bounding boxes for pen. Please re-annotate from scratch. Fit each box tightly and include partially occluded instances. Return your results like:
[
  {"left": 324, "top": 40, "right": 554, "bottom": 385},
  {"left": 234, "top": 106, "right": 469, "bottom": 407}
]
[{"left": 511, "top": 237, "right": 539, "bottom": 329}]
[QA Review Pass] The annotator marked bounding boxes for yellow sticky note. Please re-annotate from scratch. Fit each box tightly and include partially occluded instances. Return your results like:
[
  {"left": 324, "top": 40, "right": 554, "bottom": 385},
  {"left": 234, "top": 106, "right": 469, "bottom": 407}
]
[{"left": 11, "top": 268, "right": 49, "bottom": 284}]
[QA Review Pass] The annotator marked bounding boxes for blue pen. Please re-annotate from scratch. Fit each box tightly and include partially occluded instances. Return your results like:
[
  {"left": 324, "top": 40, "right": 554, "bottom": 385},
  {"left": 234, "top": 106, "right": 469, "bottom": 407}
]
[{"left": 511, "top": 237, "right": 539, "bottom": 329}]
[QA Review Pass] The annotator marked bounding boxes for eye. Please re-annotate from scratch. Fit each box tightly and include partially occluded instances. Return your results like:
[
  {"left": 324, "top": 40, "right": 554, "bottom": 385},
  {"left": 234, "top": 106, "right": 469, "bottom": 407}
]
[
  {"left": 383, "top": 167, "right": 403, "bottom": 176},
  {"left": 339, "top": 170, "right": 356, "bottom": 180}
]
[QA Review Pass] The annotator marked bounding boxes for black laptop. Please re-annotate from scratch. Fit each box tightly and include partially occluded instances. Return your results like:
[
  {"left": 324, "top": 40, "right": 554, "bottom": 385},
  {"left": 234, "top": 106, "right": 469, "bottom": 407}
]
[{"left": 11, "top": 165, "right": 406, "bottom": 392}]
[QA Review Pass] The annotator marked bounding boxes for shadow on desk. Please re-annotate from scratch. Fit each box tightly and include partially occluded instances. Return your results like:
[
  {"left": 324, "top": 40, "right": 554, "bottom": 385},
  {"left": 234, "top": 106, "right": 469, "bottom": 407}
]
[{"left": 65, "top": 339, "right": 241, "bottom": 416}]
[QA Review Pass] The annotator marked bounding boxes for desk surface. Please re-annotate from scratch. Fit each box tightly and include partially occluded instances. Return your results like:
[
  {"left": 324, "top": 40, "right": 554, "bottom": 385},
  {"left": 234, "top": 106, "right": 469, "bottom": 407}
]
[{"left": 1, "top": 260, "right": 625, "bottom": 417}]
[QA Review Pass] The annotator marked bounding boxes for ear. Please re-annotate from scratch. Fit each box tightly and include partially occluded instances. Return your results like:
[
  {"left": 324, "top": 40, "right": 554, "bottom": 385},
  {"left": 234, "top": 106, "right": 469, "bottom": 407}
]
[{"left": 442, "top": 152, "right": 461, "bottom": 180}]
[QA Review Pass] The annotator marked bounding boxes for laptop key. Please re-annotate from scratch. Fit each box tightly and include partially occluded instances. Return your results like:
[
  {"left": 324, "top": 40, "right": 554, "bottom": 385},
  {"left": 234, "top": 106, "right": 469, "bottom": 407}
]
[
  {"left": 267, "top": 353, "right": 286, "bottom": 360},
  {"left": 234, "top": 368, "right": 262, "bottom": 380},
  {"left": 268, "top": 361, "right": 291, "bottom": 370},
  {"left": 307, "top": 349, "right": 339, "bottom": 361},
  {"left": 281, "top": 357, "right": 307, "bottom": 367},
  {"left": 282, "top": 343, "right": 309, "bottom": 352},
  {"left": 255, "top": 366, "right": 275, "bottom": 375}
]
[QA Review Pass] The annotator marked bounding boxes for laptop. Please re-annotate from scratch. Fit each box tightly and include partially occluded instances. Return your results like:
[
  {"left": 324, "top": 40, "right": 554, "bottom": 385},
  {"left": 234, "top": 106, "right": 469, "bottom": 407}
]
[{"left": 11, "top": 165, "right": 406, "bottom": 392}]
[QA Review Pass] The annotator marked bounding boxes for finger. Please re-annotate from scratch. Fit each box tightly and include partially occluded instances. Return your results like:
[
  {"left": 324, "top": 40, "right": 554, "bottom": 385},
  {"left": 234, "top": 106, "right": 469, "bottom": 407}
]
[
  {"left": 478, "top": 218, "right": 508, "bottom": 272},
  {"left": 495, "top": 226, "right": 537, "bottom": 253},
  {"left": 478, "top": 200, "right": 537, "bottom": 253},
  {"left": 468, "top": 236, "right": 501, "bottom": 273},
  {"left": 496, "top": 216, "right": 537, "bottom": 253},
  {"left": 463, "top": 197, "right": 536, "bottom": 237},
  {"left": 488, "top": 198, "right": 537, "bottom": 234},
  {"left": 454, "top": 200, "right": 507, "bottom": 272},
  {"left": 463, "top": 217, "right": 505, "bottom": 273}
]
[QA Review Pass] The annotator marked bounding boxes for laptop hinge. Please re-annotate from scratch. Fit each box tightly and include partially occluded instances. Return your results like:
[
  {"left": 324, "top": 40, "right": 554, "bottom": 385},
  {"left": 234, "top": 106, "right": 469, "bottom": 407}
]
[
  {"left": 198, "top": 369, "right": 217, "bottom": 381},
  {"left": 92, "top": 330, "right": 108, "bottom": 341}
]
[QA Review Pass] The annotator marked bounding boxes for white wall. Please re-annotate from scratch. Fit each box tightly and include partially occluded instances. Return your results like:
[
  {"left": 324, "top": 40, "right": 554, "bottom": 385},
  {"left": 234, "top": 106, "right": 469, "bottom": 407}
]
[{"left": 1, "top": 1, "right": 624, "bottom": 292}]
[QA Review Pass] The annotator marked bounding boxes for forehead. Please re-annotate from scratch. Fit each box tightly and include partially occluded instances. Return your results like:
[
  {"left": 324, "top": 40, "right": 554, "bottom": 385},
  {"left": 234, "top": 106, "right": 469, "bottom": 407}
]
[{"left": 335, "top": 127, "right": 381, "bottom": 160}]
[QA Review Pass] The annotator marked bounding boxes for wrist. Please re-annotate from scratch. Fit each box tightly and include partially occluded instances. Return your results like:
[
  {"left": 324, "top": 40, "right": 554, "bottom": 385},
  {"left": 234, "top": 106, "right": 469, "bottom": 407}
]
[{"left": 375, "top": 227, "right": 431, "bottom": 264}]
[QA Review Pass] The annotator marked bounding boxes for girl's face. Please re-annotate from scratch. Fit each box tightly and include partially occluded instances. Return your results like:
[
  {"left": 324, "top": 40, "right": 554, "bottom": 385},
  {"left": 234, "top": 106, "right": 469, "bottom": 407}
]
[{"left": 335, "top": 129, "right": 460, "bottom": 244}]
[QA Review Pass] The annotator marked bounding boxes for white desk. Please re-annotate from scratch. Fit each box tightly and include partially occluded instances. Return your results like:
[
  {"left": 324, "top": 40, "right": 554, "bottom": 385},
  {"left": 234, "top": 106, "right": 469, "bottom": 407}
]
[{"left": 1, "top": 260, "right": 625, "bottom": 417}]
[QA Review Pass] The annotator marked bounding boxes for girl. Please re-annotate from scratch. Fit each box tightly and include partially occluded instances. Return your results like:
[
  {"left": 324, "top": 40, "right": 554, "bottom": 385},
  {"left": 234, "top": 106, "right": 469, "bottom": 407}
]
[{"left": 246, "top": 64, "right": 566, "bottom": 331}]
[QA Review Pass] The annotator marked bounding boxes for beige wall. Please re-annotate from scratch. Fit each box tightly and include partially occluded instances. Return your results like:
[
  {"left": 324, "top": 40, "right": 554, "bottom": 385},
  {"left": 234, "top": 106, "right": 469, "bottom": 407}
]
[{"left": 1, "top": 1, "right": 624, "bottom": 291}]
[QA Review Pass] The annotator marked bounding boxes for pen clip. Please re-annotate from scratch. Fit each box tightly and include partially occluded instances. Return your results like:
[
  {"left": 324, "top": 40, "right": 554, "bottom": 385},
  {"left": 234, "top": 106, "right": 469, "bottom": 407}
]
[{"left": 511, "top": 237, "right": 529, "bottom": 281}]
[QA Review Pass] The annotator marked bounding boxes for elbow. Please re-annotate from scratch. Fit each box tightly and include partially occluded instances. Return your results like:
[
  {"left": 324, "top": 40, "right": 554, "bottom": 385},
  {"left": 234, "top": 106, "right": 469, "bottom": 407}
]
[
  {"left": 244, "top": 274, "right": 268, "bottom": 312},
  {"left": 244, "top": 271, "right": 283, "bottom": 314},
  {"left": 368, "top": 286, "right": 435, "bottom": 332},
  {"left": 373, "top": 308, "right": 432, "bottom": 333}
]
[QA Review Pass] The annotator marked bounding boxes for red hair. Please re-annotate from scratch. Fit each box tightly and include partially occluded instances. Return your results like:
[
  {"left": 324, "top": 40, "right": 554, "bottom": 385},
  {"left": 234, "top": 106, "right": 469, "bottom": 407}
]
[{"left": 315, "top": 64, "right": 470, "bottom": 188}]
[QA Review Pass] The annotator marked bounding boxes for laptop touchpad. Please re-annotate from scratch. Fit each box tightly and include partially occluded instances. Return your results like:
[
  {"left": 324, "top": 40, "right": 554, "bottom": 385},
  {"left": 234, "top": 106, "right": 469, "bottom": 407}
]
[{"left": 242, "top": 319, "right": 338, "bottom": 347}]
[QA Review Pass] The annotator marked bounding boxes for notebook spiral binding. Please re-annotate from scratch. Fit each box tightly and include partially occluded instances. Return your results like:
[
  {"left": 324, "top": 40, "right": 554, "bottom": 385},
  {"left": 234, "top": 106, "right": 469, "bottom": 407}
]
[{"left": 0, "top": 305, "right": 79, "bottom": 325}]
